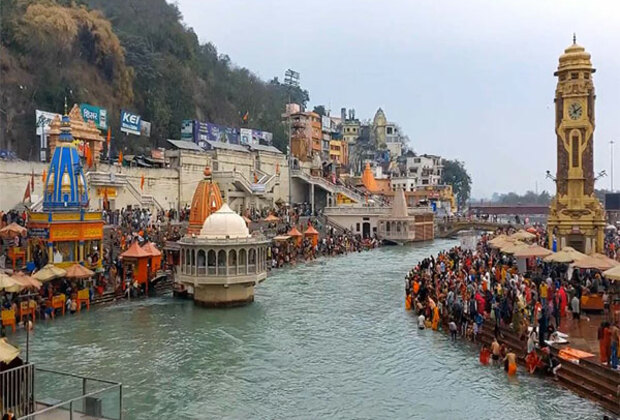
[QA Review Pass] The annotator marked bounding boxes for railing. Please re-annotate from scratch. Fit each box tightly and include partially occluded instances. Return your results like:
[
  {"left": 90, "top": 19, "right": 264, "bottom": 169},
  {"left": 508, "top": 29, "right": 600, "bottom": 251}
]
[
  {"left": 290, "top": 170, "right": 366, "bottom": 203},
  {"left": 0, "top": 364, "right": 34, "bottom": 418}
]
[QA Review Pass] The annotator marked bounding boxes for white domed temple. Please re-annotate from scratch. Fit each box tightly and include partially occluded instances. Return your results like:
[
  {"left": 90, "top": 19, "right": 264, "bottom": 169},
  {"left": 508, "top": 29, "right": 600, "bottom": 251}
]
[{"left": 176, "top": 203, "right": 269, "bottom": 307}]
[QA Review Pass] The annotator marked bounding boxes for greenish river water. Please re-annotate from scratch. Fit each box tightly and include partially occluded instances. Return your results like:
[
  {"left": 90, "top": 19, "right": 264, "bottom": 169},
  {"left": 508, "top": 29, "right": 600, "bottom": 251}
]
[{"left": 12, "top": 239, "right": 607, "bottom": 419}]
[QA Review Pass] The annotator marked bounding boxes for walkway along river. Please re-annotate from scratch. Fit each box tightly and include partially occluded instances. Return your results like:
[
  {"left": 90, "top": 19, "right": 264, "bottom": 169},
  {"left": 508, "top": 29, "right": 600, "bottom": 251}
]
[{"left": 11, "top": 239, "right": 607, "bottom": 419}]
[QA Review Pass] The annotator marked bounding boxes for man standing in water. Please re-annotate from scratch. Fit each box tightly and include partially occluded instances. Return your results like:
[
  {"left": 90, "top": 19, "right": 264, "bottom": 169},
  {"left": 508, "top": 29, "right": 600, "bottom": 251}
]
[{"left": 491, "top": 338, "right": 501, "bottom": 366}]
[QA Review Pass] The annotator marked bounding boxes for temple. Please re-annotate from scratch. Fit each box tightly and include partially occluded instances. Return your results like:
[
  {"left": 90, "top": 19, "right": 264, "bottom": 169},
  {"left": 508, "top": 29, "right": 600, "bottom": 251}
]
[
  {"left": 48, "top": 104, "right": 105, "bottom": 165},
  {"left": 28, "top": 114, "right": 104, "bottom": 268},
  {"left": 377, "top": 188, "right": 431, "bottom": 244},
  {"left": 187, "top": 167, "right": 223, "bottom": 235}
]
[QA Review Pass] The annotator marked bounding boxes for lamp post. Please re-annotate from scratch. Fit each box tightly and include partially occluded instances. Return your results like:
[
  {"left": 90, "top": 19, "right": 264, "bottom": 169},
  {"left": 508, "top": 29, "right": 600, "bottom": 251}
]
[
  {"left": 284, "top": 69, "right": 300, "bottom": 208},
  {"left": 610, "top": 140, "right": 615, "bottom": 192}
]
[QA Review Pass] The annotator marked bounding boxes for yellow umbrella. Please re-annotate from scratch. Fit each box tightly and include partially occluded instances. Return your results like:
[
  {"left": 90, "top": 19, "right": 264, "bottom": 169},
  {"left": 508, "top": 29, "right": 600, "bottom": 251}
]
[
  {"left": 543, "top": 246, "right": 587, "bottom": 263},
  {"left": 33, "top": 264, "right": 67, "bottom": 282}
]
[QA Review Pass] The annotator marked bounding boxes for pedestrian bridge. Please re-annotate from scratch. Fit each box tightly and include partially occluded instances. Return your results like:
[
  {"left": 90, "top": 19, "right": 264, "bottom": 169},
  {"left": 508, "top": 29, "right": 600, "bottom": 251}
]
[{"left": 436, "top": 219, "right": 515, "bottom": 238}]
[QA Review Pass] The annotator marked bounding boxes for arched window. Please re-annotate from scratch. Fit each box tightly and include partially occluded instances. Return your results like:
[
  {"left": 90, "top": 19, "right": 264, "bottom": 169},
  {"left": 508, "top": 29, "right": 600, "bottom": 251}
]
[
  {"left": 229, "top": 249, "right": 237, "bottom": 275},
  {"left": 239, "top": 249, "right": 247, "bottom": 275},
  {"left": 396, "top": 222, "right": 401, "bottom": 232},
  {"left": 386, "top": 222, "right": 390, "bottom": 232},
  {"left": 249, "top": 248, "right": 256, "bottom": 273},
  {"left": 185, "top": 249, "right": 191, "bottom": 273},
  {"left": 207, "top": 250, "right": 216, "bottom": 275},
  {"left": 180, "top": 249, "right": 185, "bottom": 273},
  {"left": 217, "top": 250, "right": 227, "bottom": 275},
  {"left": 197, "top": 250, "right": 206, "bottom": 274}
]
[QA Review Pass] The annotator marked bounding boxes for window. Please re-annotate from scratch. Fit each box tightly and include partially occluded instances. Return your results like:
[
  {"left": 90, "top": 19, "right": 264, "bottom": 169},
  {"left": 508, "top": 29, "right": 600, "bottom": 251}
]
[
  {"left": 356, "top": 223, "right": 360, "bottom": 232},
  {"left": 571, "top": 72, "right": 578, "bottom": 80},
  {"left": 387, "top": 127, "right": 393, "bottom": 134},
  {"left": 571, "top": 133, "right": 579, "bottom": 168}
]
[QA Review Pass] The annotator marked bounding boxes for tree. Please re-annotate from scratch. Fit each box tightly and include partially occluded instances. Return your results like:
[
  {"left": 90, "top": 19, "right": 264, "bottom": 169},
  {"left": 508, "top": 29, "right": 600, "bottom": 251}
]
[
  {"left": 313, "top": 105, "right": 326, "bottom": 116},
  {"left": 441, "top": 159, "right": 471, "bottom": 209}
]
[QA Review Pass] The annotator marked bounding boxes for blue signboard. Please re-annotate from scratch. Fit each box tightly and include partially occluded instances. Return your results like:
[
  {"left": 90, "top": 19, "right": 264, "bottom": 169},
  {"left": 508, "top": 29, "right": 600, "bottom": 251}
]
[{"left": 120, "top": 110, "right": 141, "bottom": 136}]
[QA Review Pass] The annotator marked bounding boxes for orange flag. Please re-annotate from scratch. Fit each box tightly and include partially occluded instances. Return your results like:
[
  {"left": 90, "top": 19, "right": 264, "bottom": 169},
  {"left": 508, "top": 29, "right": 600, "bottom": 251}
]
[
  {"left": 140, "top": 174, "right": 145, "bottom": 191},
  {"left": 30, "top": 170, "right": 35, "bottom": 190},
  {"left": 118, "top": 151, "right": 123, "bottom": 165},
  {"left": 42, "top": 169, "right": 47, "bottom": 184},
  {"left": 23, "top": 182, "right": 31, "bottom": 202},
  {"left": 106, "top": 128, "right": 111, "bottom": 148}
]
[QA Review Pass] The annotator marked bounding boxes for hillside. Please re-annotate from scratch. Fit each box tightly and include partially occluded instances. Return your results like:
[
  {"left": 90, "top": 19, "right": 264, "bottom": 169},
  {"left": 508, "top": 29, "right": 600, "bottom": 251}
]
[{"left": 0, "top": 0, "right": 309, "bottom": 158}]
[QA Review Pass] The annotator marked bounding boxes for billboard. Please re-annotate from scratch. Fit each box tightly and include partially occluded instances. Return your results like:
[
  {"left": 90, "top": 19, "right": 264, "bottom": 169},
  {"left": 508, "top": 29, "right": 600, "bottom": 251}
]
[
  {"left": 80, "top": 103, "right": 108, "bottom": 130},
  {"left": 195, "top": 122, "right": 239, "bottom": 144},
  {"left": 181, "top": 120, "right": 194, "bottom": 140},
  {"left": 321, "top": 115, "right": 331, "bottom": 131},
  {"left": 35, "top": 110, "right": 61, "bottom": 136},
  {"left": 140, "top": 121, "right": 152, "bottom": 137},
  {"left": 605, "top": 193, "right": 620, "bottom": 210},
  {"left": 120, "top": 110, "right": 141, "bottom": 135},
  {"left": 252, "top": 130, "right": 272, "bottom": 146},
  {"left": 240, "top": 128, "right": 252, "bottom": 145}
]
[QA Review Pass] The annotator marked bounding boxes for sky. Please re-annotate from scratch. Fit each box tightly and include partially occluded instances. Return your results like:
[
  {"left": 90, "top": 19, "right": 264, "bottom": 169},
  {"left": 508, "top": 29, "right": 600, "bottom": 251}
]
[{"left": 174, "top": 0, "right": 620, "bottom": 199}]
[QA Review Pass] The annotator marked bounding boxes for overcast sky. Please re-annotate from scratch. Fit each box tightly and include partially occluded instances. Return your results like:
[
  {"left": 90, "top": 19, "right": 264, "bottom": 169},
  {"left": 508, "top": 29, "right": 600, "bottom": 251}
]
[{"left": 175, "top": 0, "right": 620, "bottom": 198}]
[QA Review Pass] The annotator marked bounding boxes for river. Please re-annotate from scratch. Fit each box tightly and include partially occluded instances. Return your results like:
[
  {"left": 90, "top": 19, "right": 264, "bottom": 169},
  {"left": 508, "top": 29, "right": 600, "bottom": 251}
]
[{"left": 12, "top": 239, "right": 606, "bottom": 419}]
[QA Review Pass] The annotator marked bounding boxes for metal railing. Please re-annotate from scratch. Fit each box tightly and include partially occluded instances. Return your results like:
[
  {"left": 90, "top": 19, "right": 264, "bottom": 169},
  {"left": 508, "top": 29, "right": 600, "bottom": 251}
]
[{"left": 0, "top": 364, "right": 34, "bottom": 418}]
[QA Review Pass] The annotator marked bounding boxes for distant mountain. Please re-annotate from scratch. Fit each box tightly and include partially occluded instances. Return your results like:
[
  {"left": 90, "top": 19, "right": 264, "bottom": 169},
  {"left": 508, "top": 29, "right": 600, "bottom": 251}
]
[{"left": 0, "top": 0, "right": 309, "bottom": 158}]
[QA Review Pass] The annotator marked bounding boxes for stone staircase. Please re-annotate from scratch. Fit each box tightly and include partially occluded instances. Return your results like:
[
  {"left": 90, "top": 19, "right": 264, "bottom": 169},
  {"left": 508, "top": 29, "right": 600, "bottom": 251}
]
[{"left": 290, "top": 169, "right": 366, "bottom": 204}]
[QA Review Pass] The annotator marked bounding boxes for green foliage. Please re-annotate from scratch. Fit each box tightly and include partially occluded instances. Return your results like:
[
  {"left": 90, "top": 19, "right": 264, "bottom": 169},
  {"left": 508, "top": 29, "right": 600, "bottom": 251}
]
[
  {"left": 441, "top": 159, "right": 472, "bottom": 208},
  {"left": 313, "top": 105, "right": 326, "bottom": 116},
  {"left": 1, "top": 0, "right": 310, "bottom": 156},
  {"left": 491, "top": 191, "right": 552, "bottom": 205}
]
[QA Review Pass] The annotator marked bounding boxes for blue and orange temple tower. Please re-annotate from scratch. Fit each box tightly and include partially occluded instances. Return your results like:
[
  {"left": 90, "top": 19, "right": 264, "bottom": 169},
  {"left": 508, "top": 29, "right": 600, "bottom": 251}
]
[{"left": 28, "top": 113, "right": 104, "bottom": 268}]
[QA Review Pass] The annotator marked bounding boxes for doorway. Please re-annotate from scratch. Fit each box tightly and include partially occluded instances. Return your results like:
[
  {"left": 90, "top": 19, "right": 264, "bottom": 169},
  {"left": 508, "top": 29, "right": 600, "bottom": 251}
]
[
  {"left": 362, "top": 222, "right": 371, "bottom": 238},
  {"left": 567, "top": 234, "right": 585, "bottom": 253}
]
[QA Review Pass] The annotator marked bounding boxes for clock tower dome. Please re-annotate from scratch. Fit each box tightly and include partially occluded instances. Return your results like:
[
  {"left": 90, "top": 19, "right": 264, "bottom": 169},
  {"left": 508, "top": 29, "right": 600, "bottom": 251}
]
[{"left": 547, "top": 36, "right": 605, "bottom": 253}]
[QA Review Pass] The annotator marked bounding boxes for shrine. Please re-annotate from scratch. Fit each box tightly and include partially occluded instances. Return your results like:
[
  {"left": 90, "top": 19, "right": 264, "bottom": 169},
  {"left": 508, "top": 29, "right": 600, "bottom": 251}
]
[
  {"left": 28, "top": 113, "right": 104, "bottom": 269},
  {"left": 48, "top": 104, "right": 105, "bottom": 165}
]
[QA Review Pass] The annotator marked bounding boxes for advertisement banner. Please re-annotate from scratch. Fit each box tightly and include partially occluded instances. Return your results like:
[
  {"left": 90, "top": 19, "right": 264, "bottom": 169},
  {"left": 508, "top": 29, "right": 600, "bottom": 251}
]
[
  {"left": 181, "top": 120, "right": 194, "bottom": 140},
  {"left": 140, "top": 121, "right": 151, "bottom": 137},
  {"left": 321, "top": 115, "right": 331, "bottom": 131},
  {"left": 195, "top": 122, "right": 239, "bottom": 144},
  {"left": 120, "top": 110, "right": 141, "bottom": 136},
  {"left": 80, "top": 104, "right": 108, "bottom": 130},
  {"left": 252, "top": 130, "right": 273, "bottom": 146},
  {"left": 35, "top": 110, "right": 61, "bottom": 136},
  {"left": 239, "top": 128, "right": 252, "bottom": 145}
]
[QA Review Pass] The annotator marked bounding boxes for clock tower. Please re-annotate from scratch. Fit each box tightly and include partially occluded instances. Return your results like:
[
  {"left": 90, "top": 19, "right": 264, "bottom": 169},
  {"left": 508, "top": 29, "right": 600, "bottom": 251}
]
[{"left": 547, "top": 36, "right": 605, "bottom": 254}]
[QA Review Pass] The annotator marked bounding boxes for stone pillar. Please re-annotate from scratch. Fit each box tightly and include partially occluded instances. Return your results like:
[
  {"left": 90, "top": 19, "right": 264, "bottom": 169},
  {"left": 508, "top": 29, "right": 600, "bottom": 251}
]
[{"left": 78, "top": 240, "right": 84, "bottom": 264}]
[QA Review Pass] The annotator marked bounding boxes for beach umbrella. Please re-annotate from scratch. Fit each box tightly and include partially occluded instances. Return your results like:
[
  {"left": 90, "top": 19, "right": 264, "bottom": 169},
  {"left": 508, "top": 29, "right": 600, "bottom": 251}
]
[
  {"left": 513, "top": 244, "right": 553, "bottom": 258},
  {"left": 64, "top": 263, "right": 94, "bottom": 279},
  {"left": 543, "top": 246, "right": 587, "bottom": 264},
  {"left": 0, "top": 338, "right": 20, "bottom": 364},
  {"left": 573, "top": 253, "right": 620, "bottom": 271},
  {"left": 11, "top": 272, "right": 42, "bottom": 290},
  {"left": 263, "top": 214, "right": 279, "bottom": 222},
  {"left": 0, "top": 222, "right": 27, "bottom": 239},
  {"left": 603, "top": 265, "right": 620, "bottom": 281},
  {"left": 488, "top": 234, "right": 508, "bottom": 246},
  {"left": 0, "top": 272, "right": 24, "bottom": 293},
  {"left": 33, "top": 264, "right": 67, "bottom": 282},
  {"left": 500, "top": 241, "right": 528, "bottom": 254},
  {"left": 509, "top": 229, "right": 536, "bottom": 241}
]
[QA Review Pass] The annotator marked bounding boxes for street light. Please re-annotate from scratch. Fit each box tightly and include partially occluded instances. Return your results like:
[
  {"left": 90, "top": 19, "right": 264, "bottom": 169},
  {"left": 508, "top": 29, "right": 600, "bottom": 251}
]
[
  {"left": 284, "top": 69, "right": 300, "bottom": 207},
  {"left": 610, "top": 140, "right": 615, "bottom": 192}
]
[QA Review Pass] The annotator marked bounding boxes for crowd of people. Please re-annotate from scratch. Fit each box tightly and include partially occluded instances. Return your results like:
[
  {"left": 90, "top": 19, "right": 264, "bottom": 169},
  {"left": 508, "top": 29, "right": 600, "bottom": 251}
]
[{"left": 404, "top": 230, "right": 620, "bottom": 379}]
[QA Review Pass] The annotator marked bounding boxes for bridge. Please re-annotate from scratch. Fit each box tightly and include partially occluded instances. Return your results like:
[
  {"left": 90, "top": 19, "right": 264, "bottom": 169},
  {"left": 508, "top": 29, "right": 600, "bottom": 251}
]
[
  {"left": 468, "top": 203, "right": 549, "bottom": 215},
  {"left": 435, "top": 219, "right": 516, "bottom": 238}
]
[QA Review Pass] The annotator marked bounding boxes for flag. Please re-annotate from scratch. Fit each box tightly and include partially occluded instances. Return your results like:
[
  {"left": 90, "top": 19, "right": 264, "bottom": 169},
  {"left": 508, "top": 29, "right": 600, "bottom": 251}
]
[
  {"left": 42, "top": 169, "right": 47, "bottom": 184},
  {"left": 85, "top": 143, "right": 93, "bottom": 167},
  {"left": 118, "top": 151, "right": 123, "bottom": 165},
  {"left": 140, "top": 174, "right": 145, "bottom": 191},
  {"left": 30, "top": 170, "right": 34, "bottom": 190},
  {"left": 242, "top": 111, "right": 249, "bottom": 122},
  {"left": 23, "top": 182, "right": 31, "bottom": 202},
  {"left": 106, "top": 128, "right": 111, "bottom": 148}
]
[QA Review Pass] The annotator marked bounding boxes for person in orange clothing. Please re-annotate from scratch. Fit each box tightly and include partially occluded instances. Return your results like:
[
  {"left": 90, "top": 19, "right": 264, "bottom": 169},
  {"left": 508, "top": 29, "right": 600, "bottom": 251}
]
[{"left": 599, "top": 322, "right": 611, "bottom": 365}]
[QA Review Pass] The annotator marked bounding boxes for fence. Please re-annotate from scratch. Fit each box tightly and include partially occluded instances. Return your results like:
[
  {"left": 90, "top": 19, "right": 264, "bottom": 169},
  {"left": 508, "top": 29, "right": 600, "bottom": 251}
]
[{"left": 0, "top": 364, "right": 34, "bottom": 418}]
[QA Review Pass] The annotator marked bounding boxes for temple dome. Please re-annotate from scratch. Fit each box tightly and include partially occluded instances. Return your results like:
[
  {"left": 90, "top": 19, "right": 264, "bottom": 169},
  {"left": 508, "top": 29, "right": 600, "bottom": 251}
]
[
  {"left": 43, "top": 115, "right": 89, "bottom": 211},
  {"left": 187, "top": 167, "right": 223, "bottom": 234},
  {"left": 557, "top": 36, "right": 593, "bottom": 73},
  {"left": 199, "top": 203, "right": 250, "bottom": 239}
]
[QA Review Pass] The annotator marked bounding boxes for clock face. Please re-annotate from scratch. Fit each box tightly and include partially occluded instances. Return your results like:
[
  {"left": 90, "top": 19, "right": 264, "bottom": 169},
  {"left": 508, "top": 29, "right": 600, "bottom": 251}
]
[{"left": 568, "top": 102, "right": 583, "bottom": 120}]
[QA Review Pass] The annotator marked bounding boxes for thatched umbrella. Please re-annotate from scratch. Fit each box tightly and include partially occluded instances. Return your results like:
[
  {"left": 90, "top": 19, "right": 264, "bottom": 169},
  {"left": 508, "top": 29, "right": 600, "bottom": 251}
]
[
  {"left": 543, "top": 246, "right": 587, "bottom": 264},
  {"left": 509, "top": 229, "right": 536, "bottom": 241},
  {"left": 603, "top": 265, "right": 620, "bottom": 281},
  {"left": 33, "top": 264, "right": 67, "bottom": 282},
  {"left": 11, "top": 272, "right": 42, "bottom": 290},
  {"left": 500, "top": 241, "right": 528, "bottom": 254},
  {"left": 573, "top": 254, "right": 620, "bottom": 271},
  {"left": 0, "top": 272, "right": 24, "bottom": 293},
  {"left": 64, "top": 263, "right": 94, "bottom": 279}
]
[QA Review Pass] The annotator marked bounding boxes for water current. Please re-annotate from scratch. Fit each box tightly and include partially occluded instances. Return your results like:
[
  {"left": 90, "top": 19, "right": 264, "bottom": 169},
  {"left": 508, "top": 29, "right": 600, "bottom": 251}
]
[{"left": 12, "top": 239, "right": 608, "bottom": 419}]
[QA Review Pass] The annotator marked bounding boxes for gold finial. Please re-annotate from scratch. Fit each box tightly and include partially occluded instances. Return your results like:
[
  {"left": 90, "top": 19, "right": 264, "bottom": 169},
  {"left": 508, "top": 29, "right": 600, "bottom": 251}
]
[{"left": 573, "top": 33, "right": 576, "bottom": 44}]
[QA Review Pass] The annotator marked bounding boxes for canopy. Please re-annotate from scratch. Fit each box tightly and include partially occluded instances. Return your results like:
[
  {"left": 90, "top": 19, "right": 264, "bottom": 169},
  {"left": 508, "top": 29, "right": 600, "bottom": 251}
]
[
  {"left": 490, "top": 237, "right": 519, "bottom": 249},
  {"left": 0, "top": 338, "right": 20, "bottom": 364},
  {"left": 509, "top": 229, "right": 536, "bottom": 241},
  {"left": 0, "top": 222, "right": 27, "bottom": 239},
  {"left": 273, "top": 235, "right": 291, "bottom": 242},
  {"left": 142, "top": 242, "right": 162, "bottom": 257},
  {"left": 287, "top": 227, "right": 303, "bottom": 237},
  {"left": 513, "top": 244, "right": 553, "bottom": 258},
  {"left": 603, "top": 264, "right": 620, "bottom": 281},
  {"left": 543, "top": 246, "right": 587, "bottom": 263},
  {"left": 11, "top": 272, "right": 42, "bottom": 290},
  {"left": 573, "top": 253, "right": 620, "bottom": 271},
  {"left": 121, "top": 241, "right": 150, "bottom": 259},
  {"left": 32, "top": 264, "right": 67, "bottom": 282},
  {"left": 500, "top": 241, "right": 528, "bottom": 254},
  {"left": 263, "top": 214, "right": 279, "bottom": 222},
  {"left": 304, "top": 225, "right": 319, "bottom": 236},
  {"left": 0, "top": 272, "right": 23, "bottom": 293},
  {"left": 64, "top": 263, "right": 94, "bottom": 279},
  {"left": 488, "top": 234, "right": 508, "bottom": 246}
]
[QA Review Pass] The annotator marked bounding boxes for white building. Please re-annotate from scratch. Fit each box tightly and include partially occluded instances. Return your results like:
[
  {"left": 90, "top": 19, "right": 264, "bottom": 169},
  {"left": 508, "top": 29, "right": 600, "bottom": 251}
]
[{"left": 405, "top": 154, "right": 443, "bottom": 186}]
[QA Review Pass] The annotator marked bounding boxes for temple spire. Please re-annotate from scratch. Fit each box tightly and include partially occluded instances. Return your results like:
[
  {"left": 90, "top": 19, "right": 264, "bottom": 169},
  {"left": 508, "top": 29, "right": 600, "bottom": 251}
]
[{"left": 573, "top": 32, "right": 577, "bottom": 45}]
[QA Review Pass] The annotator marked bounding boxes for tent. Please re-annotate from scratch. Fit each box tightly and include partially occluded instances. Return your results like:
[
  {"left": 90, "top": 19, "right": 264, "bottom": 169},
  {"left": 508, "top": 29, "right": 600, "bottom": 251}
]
[
  {"left": 543, "top": 247, "right": 587, "bottom": 263},
  {"left": 142, "top": 242, "right": 162, "bottom": 275},
  {"left": 121, "top": 241, "right": 151, "bottom": 292},
  {"left": 513, "top": 244, "right": 553, "bottom": 258},
  {"left": 0, "top": 222, "right": 27, "bottom": 239},
  {"left": 287, "top": 227, "right": 303, "bottom": 246},
  {"left": 304, "top": 224, "right": 319, "bottom": 247},
  {"left": 65, "top": 263, "right": 95, "bottom": 279},
  {"left": 32, "top": 264, "right": 67, "bottom": 282}
]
